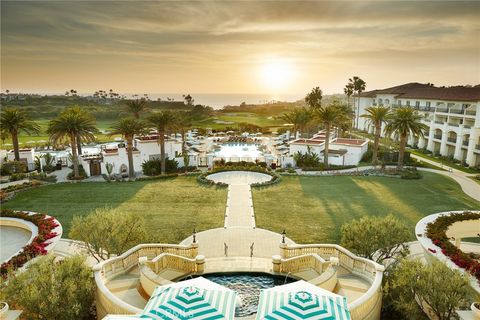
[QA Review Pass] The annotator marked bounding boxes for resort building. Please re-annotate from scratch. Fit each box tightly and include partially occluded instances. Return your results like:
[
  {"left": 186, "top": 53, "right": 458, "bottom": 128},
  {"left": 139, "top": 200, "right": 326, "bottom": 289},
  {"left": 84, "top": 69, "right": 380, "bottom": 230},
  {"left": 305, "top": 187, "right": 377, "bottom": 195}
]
[
  {"left": 6, "top": 148, "right": 36, "bottom": 171},
  {"left": 355, "top": 83, "right": 480, "bottom": 168},
  {"left": 284, "top": 130, "right": 369, "bottom": 167}
]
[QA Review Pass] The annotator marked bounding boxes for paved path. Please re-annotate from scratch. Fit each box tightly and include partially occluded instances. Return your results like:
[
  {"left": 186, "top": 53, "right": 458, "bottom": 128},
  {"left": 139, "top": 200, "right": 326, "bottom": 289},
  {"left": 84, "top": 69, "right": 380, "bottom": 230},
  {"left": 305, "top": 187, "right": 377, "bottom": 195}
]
[{"left": 181, "top": 171, "right": 292, "bottom": 258}]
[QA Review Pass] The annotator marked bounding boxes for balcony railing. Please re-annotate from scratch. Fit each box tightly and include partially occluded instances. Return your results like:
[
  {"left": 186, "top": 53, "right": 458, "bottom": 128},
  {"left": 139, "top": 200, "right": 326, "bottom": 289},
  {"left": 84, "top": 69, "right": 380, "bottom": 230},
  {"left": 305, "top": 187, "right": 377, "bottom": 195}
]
[
  {"left": 434, "top": 121, "right": 444, "bottom": 125},
  {"left": 434, "top": 134, "right": 442, "bottom": 140},
  {"left": 447, "top": 137, "right": 457, "bottom": 143},
  {"left": 476, "top": 144, "right": 480, "bottom": 151},
  {"left": 449, "top": 109, "right": 463, "bottom": 114},
  {"left": 448, "top": 123, "right": 460, "bottom": 127},
  {"left": 463, "top": 125, "right": 472, "bottom": 129},
  {"left": 436, "top": 107, "right": 448, "bottom": 113},
  {"left": 463, "top": 141, "right": 469, "bottom": 146},
  {"left": 465, "top": 109, "right": 477, "bottom": 116}
]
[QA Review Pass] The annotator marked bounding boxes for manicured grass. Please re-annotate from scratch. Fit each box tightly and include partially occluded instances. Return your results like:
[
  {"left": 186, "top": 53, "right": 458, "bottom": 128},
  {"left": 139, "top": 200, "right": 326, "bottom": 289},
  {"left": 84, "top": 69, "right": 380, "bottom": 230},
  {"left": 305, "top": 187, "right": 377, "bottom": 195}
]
[
  {"left": 253, "top": 172, "right": 479, "bottom": 244},
  {"left": 2, "top": 176, "right": 227, "bottom": 243}
]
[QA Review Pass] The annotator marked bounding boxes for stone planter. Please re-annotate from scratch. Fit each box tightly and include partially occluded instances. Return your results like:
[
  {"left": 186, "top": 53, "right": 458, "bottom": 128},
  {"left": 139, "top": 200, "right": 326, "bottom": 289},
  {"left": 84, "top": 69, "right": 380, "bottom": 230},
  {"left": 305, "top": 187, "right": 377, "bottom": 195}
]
[{"left": 471, "top": 302, "right": 480, "bottom": 319}]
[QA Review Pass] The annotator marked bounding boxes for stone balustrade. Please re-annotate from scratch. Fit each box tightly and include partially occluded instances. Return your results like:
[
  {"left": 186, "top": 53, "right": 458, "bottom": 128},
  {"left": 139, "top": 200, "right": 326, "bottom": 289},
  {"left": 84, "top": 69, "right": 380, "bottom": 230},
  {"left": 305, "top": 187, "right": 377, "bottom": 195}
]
[
  {"left": 279, "top": 243, "right": 385, "bottom": 320},
  {"left": 93, "top": 243, "right": 198, "bottom": 319}
]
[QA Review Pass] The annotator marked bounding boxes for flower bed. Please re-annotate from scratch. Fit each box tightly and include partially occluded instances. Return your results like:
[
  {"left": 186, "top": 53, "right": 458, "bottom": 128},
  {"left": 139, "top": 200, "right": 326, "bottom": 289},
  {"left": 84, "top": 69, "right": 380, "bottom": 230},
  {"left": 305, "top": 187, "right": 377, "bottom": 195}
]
[
  {"left": 426, "top": 211, "right": 480, "bottom": 282},
  {"left": 0, "top": 209, "right": 61, "bottom": 277},
  {"left": 0, "top": 181, "right": 44, "bottom": 203},
  {"left": 197, "top": 165, "right": 277, "bottom": 188}
]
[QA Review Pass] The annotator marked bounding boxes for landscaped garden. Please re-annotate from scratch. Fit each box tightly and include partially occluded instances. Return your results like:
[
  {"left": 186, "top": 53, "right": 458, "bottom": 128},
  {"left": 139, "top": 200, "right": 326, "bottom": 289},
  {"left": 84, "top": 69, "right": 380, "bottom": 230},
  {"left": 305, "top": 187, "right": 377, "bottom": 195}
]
[
  {"left": 2, "top": 176, "right": 227, "bottom": 243},
  {"left": 253, "top": 172, "right": 480, "bottom": 243}
]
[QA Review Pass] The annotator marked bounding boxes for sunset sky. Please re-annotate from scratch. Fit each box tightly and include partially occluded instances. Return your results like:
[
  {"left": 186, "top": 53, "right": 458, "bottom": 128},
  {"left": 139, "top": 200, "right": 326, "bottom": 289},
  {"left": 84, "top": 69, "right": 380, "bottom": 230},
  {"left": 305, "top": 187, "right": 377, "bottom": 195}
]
[{"left": 1, "top": 1, "right": 479, "bottom": 96}]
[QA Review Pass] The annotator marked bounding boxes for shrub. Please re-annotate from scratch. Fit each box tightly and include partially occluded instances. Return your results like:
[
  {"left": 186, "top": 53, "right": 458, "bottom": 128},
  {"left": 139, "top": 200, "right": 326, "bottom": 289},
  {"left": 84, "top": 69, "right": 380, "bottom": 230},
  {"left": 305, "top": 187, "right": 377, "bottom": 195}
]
[
  {"left": 1, "top": 180, "right": 42, "bottom": 194},
  {"left": 29, "top": 172, "right": 57, "bottom": 183},
  {"left": 293, "top": 147, "right": 320, "bottom": 168},
  {"left": 1, "top": 161, "right": 27, "bottom": 175},
  {"left": 9, "top": 172, "right": 27, "bottom": 181},
  {"left": 67, "top": 164, "right": 88, "bottom": 180},
  {"left": 400, "top": 167, "right": 422, "bottom": 179},
  {"left": 0, "top": 255, "right": 95, "bottom": 320},
  {"left": 141, "top": 158, "right": 179, "bottom": 176},
  {"left": 69, "top": 207, "right": 149, "bottom": 262}
]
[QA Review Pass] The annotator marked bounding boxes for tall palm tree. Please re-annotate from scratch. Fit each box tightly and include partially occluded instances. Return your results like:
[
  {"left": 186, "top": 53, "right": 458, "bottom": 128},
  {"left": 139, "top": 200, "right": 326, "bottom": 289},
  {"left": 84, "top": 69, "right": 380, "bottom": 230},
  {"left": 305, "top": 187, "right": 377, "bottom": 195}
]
[
  {"left": 343, "top": 82, "right": 354, "bottom": 110},
  {"left": 109, "top": 118, "right": 146, "bottom": 179},
  {"left": 315, "top": 103, "right": 343, "bottom": 167},
  {"left": 126, "top": 98, "right": 148, "bottom": 119},
  {"left": 47, "top": 107, "right": 97, "bottom": 179},
  {"left": 278, "top": 107, "right": 311, "bottom": 138},
  {"left": 305, "top": 87, "right": 323, "bottom": 111},
  {"left": 385, "top": 107, "right": 427, "bottom": 170},
  {"left": 147, "top": 111, "right": 177, "bottom": 175},
  {"left": 0, "top": 108, "right": 40, "bottom": 161},
  {"left": 173, "top": 112, "right": 192, "bottom": 173},
  {"left": 348, "top": 76, "right": 366, "bottom": 128},
  {"left": 361, "top": 106, "right": 392, "bottom": 165}
]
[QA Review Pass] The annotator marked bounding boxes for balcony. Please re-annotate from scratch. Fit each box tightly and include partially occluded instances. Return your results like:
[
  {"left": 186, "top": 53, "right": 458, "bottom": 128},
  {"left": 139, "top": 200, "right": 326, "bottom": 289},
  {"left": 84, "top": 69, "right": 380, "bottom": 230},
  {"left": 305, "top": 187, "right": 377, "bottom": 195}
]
[
  {"left": 419, "top": 106, "right": 433, "bottom": 112},
  {"left": 434, "top": 134, "right": 442, "bottom": 140},
  {"left": 434, "top": 120, "right": 444, "bottom": 125},
  {"left": 449, "top": 109, "right": 463, "bottom": 115},
  {"left": 476, "top": 144, "right": 480, "bottom": 151},
  {"left": 463, "top": 141, "right": 469, "bottom": 146},
  {"left": 463, "top": 124, "right": 472, "bottom": 129},
  {"left": 447, "top": 137, "right": 457, "bottom": 143},
  {"left": 465, "top": 109, "right": 477, "bottom": 116},
  {"left": 436, "top": 107, "right": 448, "bottom": 113},
  {"left": 447, "top": 123, "right": 460, "bottom": 127}
]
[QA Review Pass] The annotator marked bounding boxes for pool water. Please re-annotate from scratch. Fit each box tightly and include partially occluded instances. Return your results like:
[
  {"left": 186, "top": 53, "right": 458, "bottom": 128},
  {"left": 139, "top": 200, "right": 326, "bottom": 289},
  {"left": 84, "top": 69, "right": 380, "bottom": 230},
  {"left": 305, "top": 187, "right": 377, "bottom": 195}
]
[
  {"left": 214, "top": 143, "right": 262, "bottom": 159},
  {"left": 201, "top": 273, "right": 295, "bottom": 317}
]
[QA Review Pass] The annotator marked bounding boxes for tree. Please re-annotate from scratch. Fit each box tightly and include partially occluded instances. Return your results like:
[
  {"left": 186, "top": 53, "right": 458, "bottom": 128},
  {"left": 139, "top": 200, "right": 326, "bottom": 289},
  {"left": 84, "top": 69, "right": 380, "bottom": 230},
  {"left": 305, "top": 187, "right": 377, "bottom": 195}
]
[
  {"left": 348, "top": 76, "right": 366, "bottom": 128},
  {"left": 361, "top": 106, "right": 392, "bottom": 165},
  {"left": 384, "top": 259, "right": 470, "bottom": 320},
  {"left": 174, "top": 111, "right": 192, "bottom": 172},
  {"left": 385, "top": 107, "right": 427, "bottom": 170},
  {"left": 109, "top": 118, "right": 146, "bottom": 179},
  {"left": 278, "top": 107, "right": 311, "bottom": 138},
  {"left": 314, "top": 103, "right": 343, "bottom": 167},
  {"left": 47, "top": 107, "right": 97, "bottom": 179},
  {"left": 147, "top": 110, "right": 177, "bottom": 175},
  {"left": 344, "top": 82, "right": 354, "bottom": 110},
  {"left": 340, "top": 215, "right": 410, "bottom": 264},
  {"left": 0, "top": 108, "right": 40, "bottom": 161},
  {"left": 305, "top": 87, "right": 323, "bottom": 110},
  {"left": 0, "top": 255, "right": 95, "bottom": 320},
  {"left": 69, "top": 207, "right": 148, "bottom": 262},
  {"left": 125, "top": 98, "right": 148, "bottom": 119},
  {"left": 183, "top": 94, "right": 194, "bottom": 106}
]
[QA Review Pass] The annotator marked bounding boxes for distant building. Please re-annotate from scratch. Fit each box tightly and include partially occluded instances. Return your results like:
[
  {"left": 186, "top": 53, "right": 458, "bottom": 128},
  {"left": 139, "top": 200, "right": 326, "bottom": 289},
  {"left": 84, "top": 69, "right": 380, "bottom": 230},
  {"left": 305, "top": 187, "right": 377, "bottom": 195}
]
[{"left": 356, "top": 83, "right": 480, "bottom": 168}]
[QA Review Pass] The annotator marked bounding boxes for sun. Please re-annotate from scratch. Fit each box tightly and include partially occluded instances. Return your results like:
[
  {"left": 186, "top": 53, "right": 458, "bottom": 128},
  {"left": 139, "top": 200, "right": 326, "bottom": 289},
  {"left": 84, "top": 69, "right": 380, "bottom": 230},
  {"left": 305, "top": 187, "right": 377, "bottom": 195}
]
[{"left": 260, "top": 58, "right": 294, "bottom": 92}]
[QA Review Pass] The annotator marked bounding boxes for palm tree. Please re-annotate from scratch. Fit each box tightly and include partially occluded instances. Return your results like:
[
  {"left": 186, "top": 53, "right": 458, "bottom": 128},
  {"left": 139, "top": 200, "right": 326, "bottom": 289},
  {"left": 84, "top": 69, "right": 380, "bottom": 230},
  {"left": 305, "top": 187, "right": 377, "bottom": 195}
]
[
  {"left": 126, "top": 98, "right": 148, "bottom": 119},
  {"left": 315, "top": 103, "right": 343, "bottom": 167},
  {"left": 348, "top": 76, "right": 366, "bottom": 128},
  {"left": 344, "top": 82, "right": 354, "bottom": 110},
  {"left": 278, "top": 108, "right": 311, "bottom": 138},
  {"left": 147, "top": 111, "right": 177, "bottom": 175},
  {"left": 385, "top": 107, "right": 428, "bottom": 170},
  {"left": 361, "top": 106, "right": 392, "bottom": 165},
  {"left": 47, "top": 107, "right": 97, "bottom": 179},
  {"left": 173, "top": 112, "right": 192, "bottom": 173},
  {"left": 305, "top": 87, "right": 323, "bottom": 111},
  {"left": 109, "top": 118, "right": 146, "bottom": 179},
  {"left": 0, "top": 108, "right": 40, "bottom": 161}
]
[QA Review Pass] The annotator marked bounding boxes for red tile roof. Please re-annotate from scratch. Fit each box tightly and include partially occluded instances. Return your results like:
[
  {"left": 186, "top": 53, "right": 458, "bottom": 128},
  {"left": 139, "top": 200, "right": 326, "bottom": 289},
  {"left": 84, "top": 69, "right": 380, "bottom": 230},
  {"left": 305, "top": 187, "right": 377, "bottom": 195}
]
[
  {"left": 333, "top": 138, "right": 367, "bottom": 146},
  {"left": 290, "top": 139, "right": 325, "bottom": 145},
  {"left": 358, "top": 83, "right": 480, "bottom": 102}
]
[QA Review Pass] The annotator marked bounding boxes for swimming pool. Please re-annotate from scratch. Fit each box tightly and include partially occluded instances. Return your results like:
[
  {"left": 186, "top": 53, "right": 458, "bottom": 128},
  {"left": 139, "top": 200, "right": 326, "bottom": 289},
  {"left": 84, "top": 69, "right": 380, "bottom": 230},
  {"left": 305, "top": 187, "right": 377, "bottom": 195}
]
[{"left": 214, "top": 143, "right": 262, "bottom": 159}]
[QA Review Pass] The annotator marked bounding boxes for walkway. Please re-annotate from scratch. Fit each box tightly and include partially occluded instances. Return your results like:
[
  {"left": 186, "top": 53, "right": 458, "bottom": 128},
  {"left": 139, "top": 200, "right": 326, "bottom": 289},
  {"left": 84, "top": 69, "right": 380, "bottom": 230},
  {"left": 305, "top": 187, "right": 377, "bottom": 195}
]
[{"left": 181, "top": 171, "right": 294, "bottom": 257}]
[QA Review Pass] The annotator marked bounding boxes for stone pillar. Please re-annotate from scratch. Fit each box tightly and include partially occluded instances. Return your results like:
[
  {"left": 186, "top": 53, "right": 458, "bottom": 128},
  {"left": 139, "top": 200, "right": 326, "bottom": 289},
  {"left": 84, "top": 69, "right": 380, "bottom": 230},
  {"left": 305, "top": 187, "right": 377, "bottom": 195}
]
[
  {"left": 427, "top": 120, "right": 435, "bottom": 151},
  {"left": 279, "top": 242, "right": 288, "bottom": 258},
  {"left": 455, "top": 238, "right": 462, "bottom": 248},
  {"left": 466, "top": 129, "right": 479, "bottom": 167},
  {"left": 272, "top": 255, "right": 282, "bottom": 273},
  {"left": 454, "top": 131, "right": 463, "bottom": 161},
  {"left": 195, "top": 255, "right": 205, "bottom": 273},
  {"left": 191, "top": 242, "right": 199, "bottom": 257},
  {"left": 440, "top": 125, "right": 448, "bottom": 156}
]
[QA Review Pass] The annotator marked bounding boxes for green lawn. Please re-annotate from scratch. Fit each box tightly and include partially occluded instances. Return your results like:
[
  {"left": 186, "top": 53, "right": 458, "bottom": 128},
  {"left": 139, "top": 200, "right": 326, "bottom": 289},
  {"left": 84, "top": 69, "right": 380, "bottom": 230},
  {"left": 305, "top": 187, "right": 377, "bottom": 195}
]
[
  {"left": 253, "top": 172, "right": 479, "bottom": 244},
  {"left": 2, "top": 176, "right": 227, "bottom": 243}
]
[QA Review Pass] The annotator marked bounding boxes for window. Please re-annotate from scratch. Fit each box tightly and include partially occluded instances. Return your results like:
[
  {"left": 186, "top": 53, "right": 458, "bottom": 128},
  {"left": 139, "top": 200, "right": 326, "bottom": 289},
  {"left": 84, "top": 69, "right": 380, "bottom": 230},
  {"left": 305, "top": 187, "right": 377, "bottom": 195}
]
[
  {"left": 406, "top": 101, "right": 410, "bottom": 106},
  {"left": 426, "top": 102, "right": 431, "bottom": 108},
  {"left": 415, "top": 101, "right": 420, "bottom": 107},
  {"left": 397, "top": 100, "right": 402, "bottom": 106}
]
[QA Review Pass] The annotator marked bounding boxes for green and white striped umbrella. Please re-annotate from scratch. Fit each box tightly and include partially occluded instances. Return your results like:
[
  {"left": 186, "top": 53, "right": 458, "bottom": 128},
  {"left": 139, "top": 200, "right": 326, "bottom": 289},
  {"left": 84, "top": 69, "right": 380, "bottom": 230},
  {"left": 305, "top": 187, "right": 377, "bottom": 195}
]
[
  {"left": 141, "top": 277, "right": 237, "bottom": 320},
  {"left": 256, "top": 280, "right": 351, "bottom": 320}
]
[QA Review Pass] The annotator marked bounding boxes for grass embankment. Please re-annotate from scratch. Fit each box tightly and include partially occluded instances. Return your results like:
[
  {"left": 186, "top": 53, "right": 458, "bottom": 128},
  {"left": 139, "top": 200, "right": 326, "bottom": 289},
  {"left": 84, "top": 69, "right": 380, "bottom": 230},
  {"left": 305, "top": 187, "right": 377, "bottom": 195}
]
[
  {"left": 253, "top": 173, "right": 479, "bottom": 244},
  {"left": 409, "top": 149, "right": 480, "bottom": 174},
  {"left": 2, "top": 176, "right": 227, "bottom": 243}
]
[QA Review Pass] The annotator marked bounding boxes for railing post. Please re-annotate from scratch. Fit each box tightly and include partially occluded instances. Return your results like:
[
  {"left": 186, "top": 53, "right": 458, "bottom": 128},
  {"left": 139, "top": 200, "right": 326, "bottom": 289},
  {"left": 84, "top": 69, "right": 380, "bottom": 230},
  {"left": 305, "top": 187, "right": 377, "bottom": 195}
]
[
  {"left": 279, "top": 243, "right": 287, "bottom": 258},
  {"left": 191, "top": 242, "right": 199, "bottom": 258},
  {"left": 272, "top": 255, "right": 282, "bottom": 273},
  {"left": 195, "top": 255, "right": 205, "bottom": 274}
]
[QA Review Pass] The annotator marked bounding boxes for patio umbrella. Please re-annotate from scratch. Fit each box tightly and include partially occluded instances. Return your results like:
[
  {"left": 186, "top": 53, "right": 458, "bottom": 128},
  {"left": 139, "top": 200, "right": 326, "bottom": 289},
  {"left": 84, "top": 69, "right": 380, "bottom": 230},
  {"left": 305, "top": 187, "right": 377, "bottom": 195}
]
[
  {"left": 141, "top": 277, "right": 237, "bottom": 320},
  {"left": 256, "top": 280, "right": 351, "bottom": 320}
]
